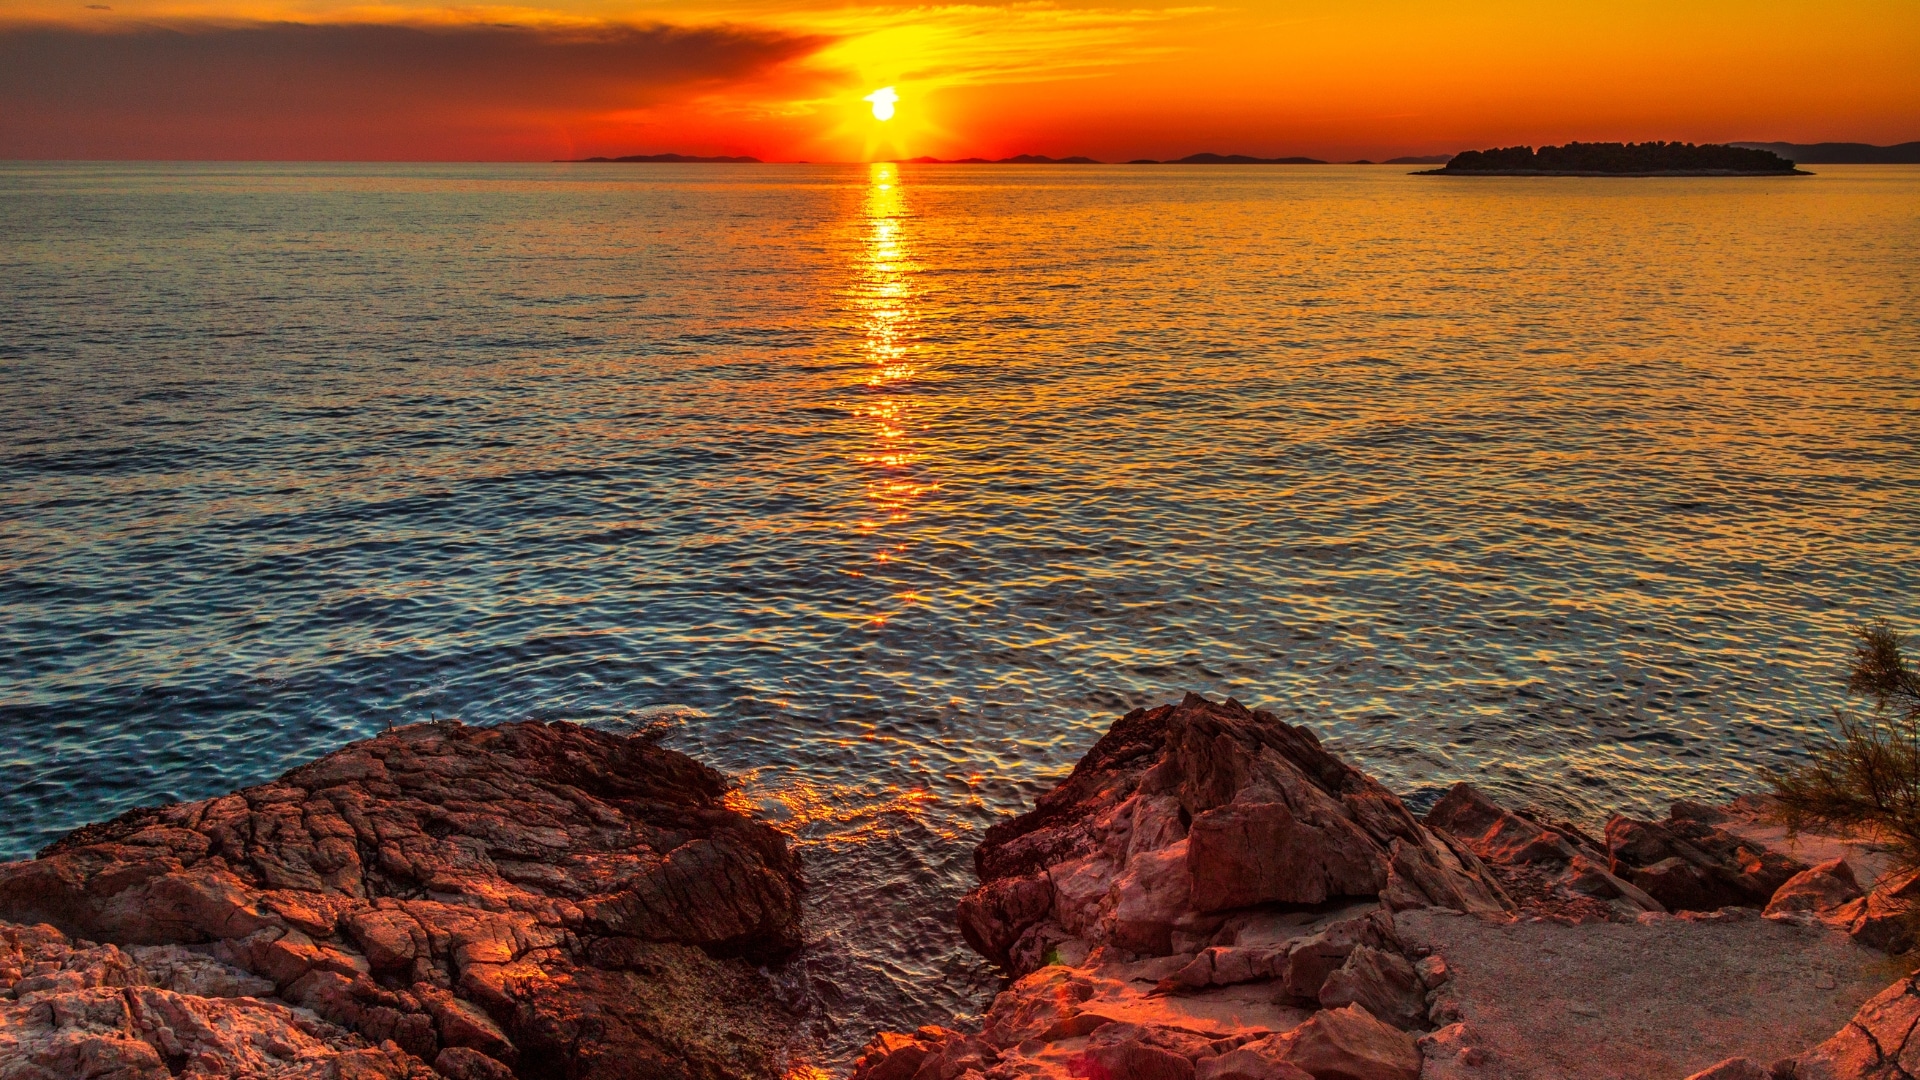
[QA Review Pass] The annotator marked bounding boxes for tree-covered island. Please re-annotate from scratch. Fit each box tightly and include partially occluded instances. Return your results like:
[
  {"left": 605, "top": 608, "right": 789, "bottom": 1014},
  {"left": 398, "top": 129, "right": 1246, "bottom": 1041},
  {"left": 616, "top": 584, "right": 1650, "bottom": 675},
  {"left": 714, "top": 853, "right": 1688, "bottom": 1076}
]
[{"left": 1424, "top": 141, "right": 1806, "bottom": 175}]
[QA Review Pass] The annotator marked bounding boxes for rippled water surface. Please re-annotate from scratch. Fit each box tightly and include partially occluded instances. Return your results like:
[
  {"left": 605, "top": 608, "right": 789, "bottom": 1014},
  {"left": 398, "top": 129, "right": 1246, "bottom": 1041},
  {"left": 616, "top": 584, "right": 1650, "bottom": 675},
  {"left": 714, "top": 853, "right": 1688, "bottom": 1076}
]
[{"left": 2, "top": 161, "right": 1917, "bottom": 1059}]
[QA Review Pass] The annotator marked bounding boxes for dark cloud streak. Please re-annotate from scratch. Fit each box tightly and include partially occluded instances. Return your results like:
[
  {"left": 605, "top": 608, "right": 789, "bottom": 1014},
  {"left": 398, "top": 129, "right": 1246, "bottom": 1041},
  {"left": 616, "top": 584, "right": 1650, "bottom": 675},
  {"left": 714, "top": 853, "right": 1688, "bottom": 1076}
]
[{"left": 0, "top": 20, "right": 832, "bottom": 158}]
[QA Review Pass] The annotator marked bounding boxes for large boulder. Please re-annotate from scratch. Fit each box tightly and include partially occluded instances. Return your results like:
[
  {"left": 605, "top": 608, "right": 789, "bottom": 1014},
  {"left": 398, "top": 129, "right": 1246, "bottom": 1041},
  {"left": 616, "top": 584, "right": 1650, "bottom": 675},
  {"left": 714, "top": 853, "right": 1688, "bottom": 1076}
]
[
  {"left": 0, "top": 720, "right": 805, "bottom": 1080},
  {"left": 1317, "top": 944, "right": 1425, "bottom": 1031},
  {"left": 958, "top": 694, "right": 1510, "bottom": 977},
  {"left": 1764, "top": 859, "right": 1864, "bottom": 921},
  {"left": 861, "top": 695, "right": 1503, "bottom": 1080},
  {"left": 1275, "top": 1004, "right": 1420, "bottom": 1080}
]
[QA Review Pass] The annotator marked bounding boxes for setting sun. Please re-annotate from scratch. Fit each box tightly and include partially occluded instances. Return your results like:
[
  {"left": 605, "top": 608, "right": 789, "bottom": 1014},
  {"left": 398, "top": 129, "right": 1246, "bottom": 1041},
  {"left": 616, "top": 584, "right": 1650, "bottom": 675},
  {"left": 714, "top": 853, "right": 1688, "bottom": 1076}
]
[{"left": 864, "top": 87, "right": 898, "bottom": 122}]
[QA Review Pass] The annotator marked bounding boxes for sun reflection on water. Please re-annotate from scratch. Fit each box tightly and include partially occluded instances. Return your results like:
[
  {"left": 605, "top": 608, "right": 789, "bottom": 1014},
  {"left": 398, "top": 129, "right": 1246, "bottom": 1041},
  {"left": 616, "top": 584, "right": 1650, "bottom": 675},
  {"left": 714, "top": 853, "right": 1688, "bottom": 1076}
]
[
  {"left": 847, "top": 162, "right": 937, "bottom": 622},
  {"left": 724, "top": 772, "right": 950, "bottom": 847}
]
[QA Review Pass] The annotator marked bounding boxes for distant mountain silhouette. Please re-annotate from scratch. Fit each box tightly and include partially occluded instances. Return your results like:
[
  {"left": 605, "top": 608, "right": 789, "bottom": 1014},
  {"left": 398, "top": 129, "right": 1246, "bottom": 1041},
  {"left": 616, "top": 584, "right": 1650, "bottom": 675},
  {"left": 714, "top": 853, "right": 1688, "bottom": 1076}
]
[
  {"left": 1384, "top": 155, "right": 1453, "bottom": 165},
  {"left": 1425, "top": 142, "right": 1801, "bottom": 175},
  {"left": 1731, "top": 141, "right": 1920, "bottom": 164},
  {"left": 900, "top": 154, "right": 1101, "bottom": 164},
  {"left": 570, "top": 153, "right": 761, "bottom": 163},
  {"left": 1127, "top": 152, "right": 1327, "bottom": 164}
]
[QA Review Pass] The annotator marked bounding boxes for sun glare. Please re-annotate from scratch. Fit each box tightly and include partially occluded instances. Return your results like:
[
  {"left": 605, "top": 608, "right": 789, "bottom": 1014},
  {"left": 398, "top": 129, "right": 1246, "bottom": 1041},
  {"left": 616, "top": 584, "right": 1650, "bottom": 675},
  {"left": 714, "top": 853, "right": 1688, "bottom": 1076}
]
[{"left": 864, "top": 87, "right": 898, "bottom": 122}]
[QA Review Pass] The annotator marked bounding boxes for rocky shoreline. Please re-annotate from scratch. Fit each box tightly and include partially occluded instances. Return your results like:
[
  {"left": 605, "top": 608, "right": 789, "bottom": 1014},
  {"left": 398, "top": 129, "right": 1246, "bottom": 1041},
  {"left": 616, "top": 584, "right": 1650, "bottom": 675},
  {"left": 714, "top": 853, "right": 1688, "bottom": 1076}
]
[
  {"left": 0, "top": 720, "right": 806, "bottom": 1079},
  {"left": 2, "top": 697, "right": 1916, "bottom": 1079}
]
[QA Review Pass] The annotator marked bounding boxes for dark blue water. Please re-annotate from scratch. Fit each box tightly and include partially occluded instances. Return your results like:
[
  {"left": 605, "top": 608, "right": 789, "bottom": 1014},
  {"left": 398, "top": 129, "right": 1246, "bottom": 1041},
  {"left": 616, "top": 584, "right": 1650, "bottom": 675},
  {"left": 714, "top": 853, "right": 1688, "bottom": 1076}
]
[{"left": 2, "top": 161, "right": 1917, "bottom": 1053}]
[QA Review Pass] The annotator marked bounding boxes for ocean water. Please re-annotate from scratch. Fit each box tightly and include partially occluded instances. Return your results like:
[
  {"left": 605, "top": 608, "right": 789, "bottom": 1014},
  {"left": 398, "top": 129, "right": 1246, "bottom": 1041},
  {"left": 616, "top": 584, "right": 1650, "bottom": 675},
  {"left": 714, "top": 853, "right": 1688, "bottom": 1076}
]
[{"left": 2, "top": 161, "right": 1917, "bottom": 1060}]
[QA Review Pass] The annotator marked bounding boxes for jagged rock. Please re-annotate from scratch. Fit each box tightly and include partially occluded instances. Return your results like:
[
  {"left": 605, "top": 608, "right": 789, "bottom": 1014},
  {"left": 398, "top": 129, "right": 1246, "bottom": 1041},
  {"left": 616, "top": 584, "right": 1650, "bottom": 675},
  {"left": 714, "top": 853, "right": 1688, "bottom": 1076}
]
[
  {"left": 1425, "top": 783, "right": 1661, "bottom": 920},
  {"left": 0, "top": 720, "right": 804, "bottom": 1080},
  {"left": 1415, "top": 1022, "right": 1486, "bottom": 1079},
  {"left": 1276, "top": 909, "right": 1399, "bottom": 1005},
  {"left": 1764, "top": 859, "right": 1864, "bottom": 921},
  {"left": 964, "top": 695, "right": 1510, "bottom": 979},
  {"left": 1832, "top": 867, "right": 1920, "bottom": 954},
  {"left": 1317, "top": 944, "right": 1425, "bottom": 1031},
  {"left": 854, "top": 696, "right": 1500, "bottom": 1080},
  {"left": 1605, "top": 803, "right": 1808, "bottom": 912},
  {"left": 1275, "top": 1004, "right": 1420, "bottom": 1080},
  {"left": 1072, "top": 1025, "right": 1201, "bottom": 1080},
  {"left": 0, "top": 920, "right": 435, "bottom": 1079}
]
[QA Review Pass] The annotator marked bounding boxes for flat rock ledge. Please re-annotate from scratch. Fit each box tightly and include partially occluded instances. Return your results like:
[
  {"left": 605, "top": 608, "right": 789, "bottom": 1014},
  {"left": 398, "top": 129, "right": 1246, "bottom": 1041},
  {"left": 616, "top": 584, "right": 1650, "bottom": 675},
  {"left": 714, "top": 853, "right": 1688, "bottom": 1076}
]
[
  {"left": 0, "top": 720, "right": 805, "bottom": 1080},
  {"left": 850, "top": 693, "right": 1918, "bottom": 1080}
]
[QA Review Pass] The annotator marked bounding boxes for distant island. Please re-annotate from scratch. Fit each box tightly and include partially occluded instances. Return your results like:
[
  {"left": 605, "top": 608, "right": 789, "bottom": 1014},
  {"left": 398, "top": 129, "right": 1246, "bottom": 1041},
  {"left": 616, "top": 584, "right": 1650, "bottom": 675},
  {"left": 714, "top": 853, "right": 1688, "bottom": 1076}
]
[
  {"left": 568, "top": 153, "right": 761, "bottom": 163},
  {"left": 553, "top": 142, "right": 1916, "bottom": 171},
  {"left": 901, "top": 154, "right": 1100, "bottom": 164},
  {"left": 898, "top": 153, "right": 1331, "bottom": 165},
  {"left": 1731, "top": 141, "right": 1920, "bottom": 164},
  {"left": 1128, "top": 152, "right": 1326, "bottom": 164},
  {"left": 1423, "top": 141, "right": 1805, "bottom": 175}
]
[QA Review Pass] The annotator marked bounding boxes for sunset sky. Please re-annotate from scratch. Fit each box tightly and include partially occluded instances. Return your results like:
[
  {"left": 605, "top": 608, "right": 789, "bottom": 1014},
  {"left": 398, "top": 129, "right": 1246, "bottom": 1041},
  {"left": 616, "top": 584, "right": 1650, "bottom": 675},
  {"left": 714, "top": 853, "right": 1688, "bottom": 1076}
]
[{"left": 3, "top": 0, "right": 1917, "bottom": 161}]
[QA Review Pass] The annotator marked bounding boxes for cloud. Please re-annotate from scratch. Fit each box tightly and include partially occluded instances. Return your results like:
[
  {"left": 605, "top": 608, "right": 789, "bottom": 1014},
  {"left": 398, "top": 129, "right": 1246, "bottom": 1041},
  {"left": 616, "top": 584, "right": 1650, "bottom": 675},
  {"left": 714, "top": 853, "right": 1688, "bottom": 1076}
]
[
  {"left": 0, "top": 20, "right": 833, "bottom": 158},
  {"left": 787, "top": 3, "right": 1206, "bottom": 89}
]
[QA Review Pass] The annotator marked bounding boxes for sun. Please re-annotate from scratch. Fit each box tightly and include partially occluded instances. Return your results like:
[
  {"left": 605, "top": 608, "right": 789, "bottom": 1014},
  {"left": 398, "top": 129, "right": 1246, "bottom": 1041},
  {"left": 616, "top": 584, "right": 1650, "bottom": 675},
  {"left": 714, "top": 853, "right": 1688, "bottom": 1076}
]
[{"left": 864, "top": 87, "right": 898, "bottom": 122}]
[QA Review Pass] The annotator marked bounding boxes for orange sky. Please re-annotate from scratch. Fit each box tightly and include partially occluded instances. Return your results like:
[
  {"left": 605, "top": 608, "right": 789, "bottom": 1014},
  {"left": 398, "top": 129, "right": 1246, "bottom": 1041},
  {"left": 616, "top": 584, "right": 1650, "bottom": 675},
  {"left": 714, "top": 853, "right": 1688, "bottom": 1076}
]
[{"left": 3, "top": 0, "right": 1917, "bottom": 160}]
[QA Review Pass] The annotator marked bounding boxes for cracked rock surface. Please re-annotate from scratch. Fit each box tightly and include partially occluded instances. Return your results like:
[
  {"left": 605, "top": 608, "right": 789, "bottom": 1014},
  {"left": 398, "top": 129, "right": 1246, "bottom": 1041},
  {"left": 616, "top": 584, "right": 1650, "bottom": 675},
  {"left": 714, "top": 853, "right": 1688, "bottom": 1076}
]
[{"left": 0, "top": 720, "right": 804, "bottom": 1080}]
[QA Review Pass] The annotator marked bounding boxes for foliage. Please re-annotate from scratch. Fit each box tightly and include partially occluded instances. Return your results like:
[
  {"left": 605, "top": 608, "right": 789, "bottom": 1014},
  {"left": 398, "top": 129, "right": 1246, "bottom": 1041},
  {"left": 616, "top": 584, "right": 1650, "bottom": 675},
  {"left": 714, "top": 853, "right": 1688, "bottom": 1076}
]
[
  {"left": 1768, "top": 621, "right": 1920, "bottom": 868},
  {"left": 1443, "top": 141, "right": 1797, "bottom": 174}
]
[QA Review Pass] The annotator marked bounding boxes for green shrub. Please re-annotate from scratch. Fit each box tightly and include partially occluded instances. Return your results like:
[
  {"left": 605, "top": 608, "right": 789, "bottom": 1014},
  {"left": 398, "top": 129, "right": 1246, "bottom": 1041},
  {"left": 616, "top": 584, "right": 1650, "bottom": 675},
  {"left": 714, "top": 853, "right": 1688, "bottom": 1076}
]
[{"left": 1768, "top": 620, "right": 1920, "bottom": 866}]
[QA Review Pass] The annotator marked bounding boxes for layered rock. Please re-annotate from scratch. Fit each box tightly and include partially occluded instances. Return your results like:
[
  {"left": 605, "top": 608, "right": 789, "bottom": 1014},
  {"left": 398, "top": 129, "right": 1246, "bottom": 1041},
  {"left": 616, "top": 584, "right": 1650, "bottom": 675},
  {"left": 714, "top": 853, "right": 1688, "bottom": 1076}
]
[
  {"left": 851, "top": 693, "right": 1918, "bottom": 1080},
  {"left": 1, "top": 919, "right": 435, "bottom": 1079},
  {"left": 856, "top": 694, "right": 1507, "bottom": 1080},
  {"left": 1605, "top": 800, "right": 1810, "bottom": 912},
  {"left": 1424, "top": 783, "right": 1663, "bottom": 921},
  {"left": 957, "top": 693, "right": 1511, "bottom": 981},
  {"left": 0, "top": 720, "right": 805, "bottom": 1080}
]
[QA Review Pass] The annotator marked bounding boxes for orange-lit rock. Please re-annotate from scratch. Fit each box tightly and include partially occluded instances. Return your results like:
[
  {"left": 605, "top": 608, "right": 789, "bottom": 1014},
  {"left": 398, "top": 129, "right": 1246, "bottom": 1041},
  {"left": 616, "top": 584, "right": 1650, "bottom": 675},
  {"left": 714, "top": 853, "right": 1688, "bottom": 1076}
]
[
  {"left": 1764, "top": 858, "right": 1865, "bottom": 921},
  {"left": 1604, "top": 802, "right": 1808, "bottom": 913},
  {"left": 963, "top": 693, "right": 1510, "bottom": 982},
  {"left": 0, "top": 919, "right": 435, "bottom": 1079},
  {"left": 1317, "top": 944, "right": 1425, "bottom": 1031},
  {"left": 1424, "top": 782, "right": 1662, "bottom": 920},
  {"left": 1835, "top": 867, "right": 1920, "bottom": 954},
  {"left": 1275, "top": 1003, "right": 1420, "bottom": 1080},
  {"left": 0, "top": 720, "right": 804, "bottom": 1080},
  {"left": 854, "top": 695, "right": 1494, "bottom": 1080},
  {"left": 1791, "top": 972, "right": 1920, "bottom": 1079},
  {"left": 856, "top": 693, "right": 1905, "bottom": 1080}
]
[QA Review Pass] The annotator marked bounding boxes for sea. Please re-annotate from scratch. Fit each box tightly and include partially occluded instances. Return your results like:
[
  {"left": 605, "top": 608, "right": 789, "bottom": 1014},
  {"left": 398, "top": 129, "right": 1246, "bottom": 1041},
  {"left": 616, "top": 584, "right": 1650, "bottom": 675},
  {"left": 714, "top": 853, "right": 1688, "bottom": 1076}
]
[{"left": 2, "top": 161, "right": 1916, "bottom": 1061}]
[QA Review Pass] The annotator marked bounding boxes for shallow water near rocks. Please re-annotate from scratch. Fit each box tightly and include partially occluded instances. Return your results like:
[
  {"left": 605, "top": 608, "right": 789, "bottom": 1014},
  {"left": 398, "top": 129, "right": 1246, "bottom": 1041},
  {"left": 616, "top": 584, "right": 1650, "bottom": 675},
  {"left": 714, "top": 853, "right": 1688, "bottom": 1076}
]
[{"left": 2, "top": 162, "right": 1917, "bottom": 1063}]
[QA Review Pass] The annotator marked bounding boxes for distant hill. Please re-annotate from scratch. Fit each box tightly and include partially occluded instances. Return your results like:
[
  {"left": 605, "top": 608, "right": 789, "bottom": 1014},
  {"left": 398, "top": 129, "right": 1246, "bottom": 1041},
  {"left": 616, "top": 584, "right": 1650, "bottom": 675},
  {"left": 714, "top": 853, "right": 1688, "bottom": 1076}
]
[
  {"left": 901, "top": 155, "right": 1101, "bottom": 164},
  {"left": 1425, "top": 141, "right": 1802, "bottom": 175},
  {"left": 1128, "top": 152, "right": 1327, "bottom": 165},
  {"left": 571, "top": 154, "right": 761, "bottom": 163},
  {"left": 1731, "top": 141, "right": 1920, "bottom": 164},
  {"left": 1384, "top": 155, "right": 1454, "bottom": 165}
]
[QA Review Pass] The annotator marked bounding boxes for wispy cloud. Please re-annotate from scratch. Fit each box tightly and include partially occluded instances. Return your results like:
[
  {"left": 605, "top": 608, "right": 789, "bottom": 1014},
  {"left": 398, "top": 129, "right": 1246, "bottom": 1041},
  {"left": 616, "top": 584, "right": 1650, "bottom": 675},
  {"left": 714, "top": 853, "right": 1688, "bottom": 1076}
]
[{"left": 785, "top": 3, "right": 1207, "bottom": 89}]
